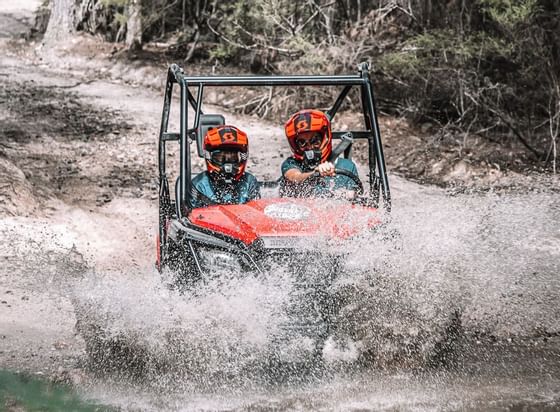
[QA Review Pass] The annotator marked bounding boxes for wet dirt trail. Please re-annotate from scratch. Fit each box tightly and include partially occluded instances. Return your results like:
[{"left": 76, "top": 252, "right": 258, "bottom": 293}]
[{"left": 1, "top": 3, "right": 560, "bottom": 411}]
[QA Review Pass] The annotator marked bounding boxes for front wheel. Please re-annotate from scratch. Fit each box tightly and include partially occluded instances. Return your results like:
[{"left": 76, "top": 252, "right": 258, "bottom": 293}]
[{"left": 162, "top": 239, "right": 200, "bottom": 290}]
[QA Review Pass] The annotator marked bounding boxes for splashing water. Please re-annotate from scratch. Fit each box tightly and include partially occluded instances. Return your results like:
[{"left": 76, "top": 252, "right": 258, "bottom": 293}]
[
  {"left": 73, "top": 269, "right": 296, "bottom": 387},
  {"left": 64, "top": 186, "right": 560, "bottom": 409}
]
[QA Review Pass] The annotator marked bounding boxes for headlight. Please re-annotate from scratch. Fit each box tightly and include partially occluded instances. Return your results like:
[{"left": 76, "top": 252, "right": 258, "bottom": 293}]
[{"left": 197, "top": 247, "right": 243, "bottom": 274}]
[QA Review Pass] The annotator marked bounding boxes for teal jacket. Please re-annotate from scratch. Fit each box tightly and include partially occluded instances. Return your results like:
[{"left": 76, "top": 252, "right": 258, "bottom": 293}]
[
  {"left": 190, "top": 172, "right": 260, "bottom": 208},
  {"left": 280, "top": 157, "right": 360, "bottom": 197}
]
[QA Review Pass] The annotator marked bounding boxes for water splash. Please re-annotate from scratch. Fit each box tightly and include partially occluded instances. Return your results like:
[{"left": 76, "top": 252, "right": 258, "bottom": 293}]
[{"left": 68, "top": 189, "right": 560, "bottom": 405}]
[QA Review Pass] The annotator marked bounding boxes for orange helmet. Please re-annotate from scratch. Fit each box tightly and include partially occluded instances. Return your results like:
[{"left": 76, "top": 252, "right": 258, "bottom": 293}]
[
  {"left": 284, "top": 109, "right": 332, "bottom": 165},
  {"left": 203, "top": 125, "right": 249, "bottom": 181}
]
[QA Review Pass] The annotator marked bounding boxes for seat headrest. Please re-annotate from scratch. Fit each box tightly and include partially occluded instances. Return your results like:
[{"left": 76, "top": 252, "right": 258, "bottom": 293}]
[{"left": 197, "top": 114, "right": 225, "bottom": 157}]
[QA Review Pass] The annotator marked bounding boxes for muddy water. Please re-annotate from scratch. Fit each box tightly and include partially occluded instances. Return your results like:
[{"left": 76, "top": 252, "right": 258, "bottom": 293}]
[{"left": 66, "top": 188, "right": 560, "bottom": 411}]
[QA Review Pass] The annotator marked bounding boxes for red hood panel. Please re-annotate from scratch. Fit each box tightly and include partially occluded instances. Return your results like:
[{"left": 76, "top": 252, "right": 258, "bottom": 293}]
[{"left": 188, "top": 198, "right": 380, "bottom": 245}]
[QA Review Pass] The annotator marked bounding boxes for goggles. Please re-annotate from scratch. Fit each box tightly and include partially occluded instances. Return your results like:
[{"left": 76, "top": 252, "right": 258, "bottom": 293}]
[
  {"left": 208, "top": 150, "right": 243, "bottom": 165},
  {"left": 295, "top": 133, "right": 323, "bottom": 150}
]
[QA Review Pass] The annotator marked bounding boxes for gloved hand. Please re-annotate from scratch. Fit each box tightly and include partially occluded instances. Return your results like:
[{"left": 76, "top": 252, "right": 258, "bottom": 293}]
[{"left": 315, "top": 161, "right": 335, "bottom": 177}]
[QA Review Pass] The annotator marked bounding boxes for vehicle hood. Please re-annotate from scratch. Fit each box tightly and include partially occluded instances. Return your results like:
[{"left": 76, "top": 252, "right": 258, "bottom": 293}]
[{"left": 187, "top": 198, "right": 381, "bottom": 246}]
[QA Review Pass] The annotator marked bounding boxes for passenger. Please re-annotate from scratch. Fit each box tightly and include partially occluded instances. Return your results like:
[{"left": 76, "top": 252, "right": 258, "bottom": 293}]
[
  {"left": 281, "top": 109, "right": 360, "bottom": 198},
  {"left": 191, "top": 125, "right": 260, "bottom": 208}
]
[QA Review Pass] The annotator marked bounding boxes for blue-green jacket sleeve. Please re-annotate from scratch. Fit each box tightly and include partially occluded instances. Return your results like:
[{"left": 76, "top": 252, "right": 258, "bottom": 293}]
[{"left": 281, "top": 157, "right": 302, "bottom": 176}]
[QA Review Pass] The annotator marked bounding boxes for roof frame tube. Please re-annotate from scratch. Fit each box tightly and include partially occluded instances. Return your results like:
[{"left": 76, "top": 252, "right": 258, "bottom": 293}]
[{"left": 177, "top": 75, "right": 365, "bottom": 87}]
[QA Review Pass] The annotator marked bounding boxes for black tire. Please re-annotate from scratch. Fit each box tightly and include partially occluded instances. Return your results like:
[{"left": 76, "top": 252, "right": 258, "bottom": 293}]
[
  {"left": 427, "top": 309, "right": 464, "bottom": 369},
  {"left": 163, "top": 239, "right": 200, "bottom": 290},
  {"left": 77, "top": 319, "right": 150, "bottom": 379}
]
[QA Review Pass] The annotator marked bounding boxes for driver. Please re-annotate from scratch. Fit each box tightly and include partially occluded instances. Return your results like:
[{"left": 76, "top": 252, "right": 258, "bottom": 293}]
[
  {"left": 191, "top": 125, "right": 260, "bottom": 208},
  {"left": 280, "top": 109, "right": 360, "bottom": 198}
]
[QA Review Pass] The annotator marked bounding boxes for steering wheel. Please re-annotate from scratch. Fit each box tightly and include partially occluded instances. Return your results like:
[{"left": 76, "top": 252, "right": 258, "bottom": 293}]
[{"left": 310, "top": 168, "right": 364, "bottom": 195}]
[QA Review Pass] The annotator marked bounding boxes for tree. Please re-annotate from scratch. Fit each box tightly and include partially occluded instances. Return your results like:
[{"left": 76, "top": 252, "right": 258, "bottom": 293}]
[
  {"left": 43, "top": 0, "right": 79, "bottom": 44},
  {"left": 126, "top": 0, "right": 142, "bottom": 51}
]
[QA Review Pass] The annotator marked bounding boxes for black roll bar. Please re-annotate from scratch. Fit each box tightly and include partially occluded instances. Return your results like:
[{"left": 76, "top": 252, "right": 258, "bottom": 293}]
[
  {"left": 179, "top": 81, "right": 192, "bottom": 213},
  {"left": 327, "top": 85, "right": 352, "bottom": 120},
  {"left": 158, "top": 69, "right": 174, "bottom": 179},
  {"left": 168, "top": 72, "right": 365, "bottom": 87},
  {"left": 359, "top": 63, "right": 391, "bottom": 211}
]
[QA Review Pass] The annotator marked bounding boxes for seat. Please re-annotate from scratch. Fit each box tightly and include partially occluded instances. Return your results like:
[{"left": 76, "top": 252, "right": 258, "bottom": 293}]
[{"left": 196, "top": 114, "right": 225, "bottom": 157}]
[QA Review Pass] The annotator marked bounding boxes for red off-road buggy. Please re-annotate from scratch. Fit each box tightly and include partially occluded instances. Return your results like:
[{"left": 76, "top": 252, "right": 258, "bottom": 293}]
[{"left": 156, "top": 63, "right": 391, "bottom": 283}]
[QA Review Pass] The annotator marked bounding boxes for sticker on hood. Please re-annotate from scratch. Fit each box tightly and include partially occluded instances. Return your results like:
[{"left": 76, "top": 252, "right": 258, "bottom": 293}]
[{"left": 264, "top": 203, "right": 311, "bottom": 221}]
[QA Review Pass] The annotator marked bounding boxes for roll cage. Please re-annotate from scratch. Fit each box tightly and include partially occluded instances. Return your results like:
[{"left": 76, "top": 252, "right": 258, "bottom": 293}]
[{"left": 158, "top": 63, "right": 391, "bottom": 226}]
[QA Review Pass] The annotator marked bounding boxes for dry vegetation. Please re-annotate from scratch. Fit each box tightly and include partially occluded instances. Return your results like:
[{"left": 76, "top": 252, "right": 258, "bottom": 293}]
[{"left": 36, "top": 0, "right": 560, "bottom": 179}]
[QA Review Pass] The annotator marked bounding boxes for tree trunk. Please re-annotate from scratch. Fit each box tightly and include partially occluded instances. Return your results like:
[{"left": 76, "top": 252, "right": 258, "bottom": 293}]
[
  {"left": 320, "top": 2, "right": 336, "bottom": 44},
  {"left": 43, "top": 0, "right": 78, "bottom": 44},
  {"left": 423, "top": 0, "right": 433, "bottom": 26},
  {"left": 126, "top": 0, "right": 142, "bottom": 51}
]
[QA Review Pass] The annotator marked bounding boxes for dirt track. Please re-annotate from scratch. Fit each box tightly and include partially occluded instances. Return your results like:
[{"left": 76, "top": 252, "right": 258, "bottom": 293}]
[{"left": 1, "top": 4, "right": 560, "bottom": 411}]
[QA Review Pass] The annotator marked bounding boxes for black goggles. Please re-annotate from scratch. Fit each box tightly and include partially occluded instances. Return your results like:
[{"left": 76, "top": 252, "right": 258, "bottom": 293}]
[
  {"left": 295, "top": 133, "right": 323, "bottom": 150},
  {"left": 208, "top": 150, "right": 243, "bottom": 165}
]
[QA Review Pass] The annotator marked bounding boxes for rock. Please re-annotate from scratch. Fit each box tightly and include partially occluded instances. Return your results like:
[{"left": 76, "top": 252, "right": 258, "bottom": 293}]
[
  {"left": 443, "top": 160, "right": 473, "bottom": 183},
  {"left": 95, "top": 193, "right": 112, "bottom": 206},
  {"left": 430, "top": 160, "right": 445, "bottom": 175},
  {"left": 420, "top": 122, "right": 433, "bottom": 133},
  {"left": 0, "top": 157, "right": 38, "bottom": 216}
]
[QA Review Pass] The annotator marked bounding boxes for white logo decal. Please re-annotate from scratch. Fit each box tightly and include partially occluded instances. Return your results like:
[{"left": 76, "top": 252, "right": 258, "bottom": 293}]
[{"left": 264, "top": 203, "right": 311, "bottom": 221}]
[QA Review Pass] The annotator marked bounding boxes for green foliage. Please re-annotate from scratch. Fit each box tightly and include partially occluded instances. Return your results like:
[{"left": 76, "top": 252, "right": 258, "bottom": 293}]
[
  {"left": 378, "top": 51, "right": 422, "bottom": 78},
  {"left": 209, "top": 44, "right": 237, "bottom": 62},
  {"left": 36, "top": 0, "right": 558, "bottom": 162},
  {"left": 374, "top": 0, "right": 559, "bottom": 162},
  {"left": 210, "top": 0, "right": 342, "bottom": 64},
  {"left": 114, "top": 12, "right": 128, "bottom": 26},
  {"left": 211, "top": 0, "right": 293, "bottom": 54},
  {"left": 478, "top": 0, "right": 539, "bottom": 29},
  {"left": 414, "top": 30, "right": 512, "bottom": 60},
  {"left": 379, "top": 29, "right": 515, "bottom": 78}
]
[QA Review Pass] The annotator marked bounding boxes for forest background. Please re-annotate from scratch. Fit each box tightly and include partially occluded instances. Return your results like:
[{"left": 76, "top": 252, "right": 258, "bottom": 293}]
[{"left": 35, "top": 0, "right": 560, "bottom": 179}]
